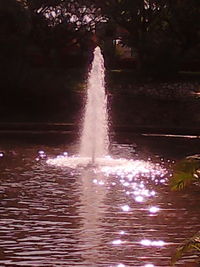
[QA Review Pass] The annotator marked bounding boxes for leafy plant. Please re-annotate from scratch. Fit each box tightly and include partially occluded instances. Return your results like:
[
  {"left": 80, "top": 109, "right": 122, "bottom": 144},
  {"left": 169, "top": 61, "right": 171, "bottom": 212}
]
[
  {"left": 170, "top": 154, "right": 200, "bottom": 266},
  {"left": 170, "top": 154, "right": 200, "bottom": 191},
  {"left": 171, "top": 231, "right": 200, "bottom": 266}
]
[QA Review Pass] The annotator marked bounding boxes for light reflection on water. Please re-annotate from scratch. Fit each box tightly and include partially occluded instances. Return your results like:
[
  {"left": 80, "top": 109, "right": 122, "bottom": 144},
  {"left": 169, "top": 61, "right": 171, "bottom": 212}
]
[{"left": 0, "top": 143, "right": 199, "bottom": 266}]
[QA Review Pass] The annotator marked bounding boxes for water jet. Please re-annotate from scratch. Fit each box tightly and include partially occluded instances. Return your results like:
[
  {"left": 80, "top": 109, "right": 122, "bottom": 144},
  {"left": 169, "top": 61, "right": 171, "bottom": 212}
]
[
  {"left": 46, "top": 46, "right": 166, "bottom": 178},
  {"left": 80, "top": 46, "right": 109, "bottom": 163}
]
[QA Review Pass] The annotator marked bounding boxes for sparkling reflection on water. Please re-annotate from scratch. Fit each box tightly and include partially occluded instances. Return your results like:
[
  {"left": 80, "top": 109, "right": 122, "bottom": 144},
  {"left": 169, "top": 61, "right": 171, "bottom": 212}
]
[{"left": 0, "top": 142, "right": 200, "bottom": 267}]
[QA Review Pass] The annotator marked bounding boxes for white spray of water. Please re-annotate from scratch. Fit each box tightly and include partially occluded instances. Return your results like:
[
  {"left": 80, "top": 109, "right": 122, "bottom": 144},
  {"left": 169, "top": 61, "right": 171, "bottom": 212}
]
[
  {"left": 46, "top": 47, "right": 167, "bottom": 181},
  {"left": 80, "top": 46, "right": 109, "bottom": 162}
]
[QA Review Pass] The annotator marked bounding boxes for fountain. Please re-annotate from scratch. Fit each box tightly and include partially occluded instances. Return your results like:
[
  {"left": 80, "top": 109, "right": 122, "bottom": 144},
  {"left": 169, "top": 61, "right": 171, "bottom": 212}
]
[
  {"left": 46, "top": 46, "right": 166, "bottom": 178},
  {"left": 2, "top": 46, "right": 193, "bottom": 267},
  {"left": 80, "top": 46, "right": 109, "bottom": 163},
  {"left": 47, "top": 45, "right": 111, "bottom": 167}
]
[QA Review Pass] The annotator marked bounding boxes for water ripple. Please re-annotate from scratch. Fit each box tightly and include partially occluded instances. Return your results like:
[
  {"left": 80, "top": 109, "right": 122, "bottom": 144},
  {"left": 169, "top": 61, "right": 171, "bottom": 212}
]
[{"left": 0, "top": 146, "right": 199, "bottom": 266}]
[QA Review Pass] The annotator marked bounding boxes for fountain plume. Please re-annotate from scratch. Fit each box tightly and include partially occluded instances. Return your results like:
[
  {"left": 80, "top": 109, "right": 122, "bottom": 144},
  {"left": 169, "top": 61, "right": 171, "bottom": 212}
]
[
  {"left": 46, "top": 46, "right": 167, "bottom": 193},
  {"left": 80, "top": 46, "right": 109, "bottom": 162}
]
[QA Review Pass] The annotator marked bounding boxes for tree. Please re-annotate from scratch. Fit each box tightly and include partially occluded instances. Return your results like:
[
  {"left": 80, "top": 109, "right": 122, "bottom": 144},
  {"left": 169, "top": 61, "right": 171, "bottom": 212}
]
[
  {"left": 164, "top": 0, "right": 200, "bottom": 71},
  {"left": 22, "top": 0, "right": 106, "bottom": 66},
  {"left": 87, "top": 0, "right": 200, "bottom": 76},
  {"left": 86, "top": 0, "right": 170, "bottom": 74},
  {"left": 0, "top": 0, "right": 31, "bottom": 86},
  {"left": 0, "top": 0, "right": 31, "bottom": 42},
  {"left": 166, "top": 0, "right": 200, "bottom": 52}
]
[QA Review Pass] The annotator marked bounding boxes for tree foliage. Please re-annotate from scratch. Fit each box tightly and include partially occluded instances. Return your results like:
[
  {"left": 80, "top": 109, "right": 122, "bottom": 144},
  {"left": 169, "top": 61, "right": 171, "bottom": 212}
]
[
  {"left": 170, "top": 155, "right": 200, "bottom": 191},
  {"left": 88, "top": 0, "right": 200, "bottom": 75},
  {"left": 26, "top": 0, "right": 106, "bottom": 63},
  {"left": 1, "top": 0, "right": 200, "bottom": 76},
  {"left": 0, "top": 0, "right": 31, "bottom": 39},
  {"left": 0, "top": 0, "right": 32, "bottom": 88}
]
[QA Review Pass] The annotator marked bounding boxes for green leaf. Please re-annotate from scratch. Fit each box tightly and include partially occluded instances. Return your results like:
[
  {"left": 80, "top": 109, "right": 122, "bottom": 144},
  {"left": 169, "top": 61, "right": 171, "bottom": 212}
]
[
  {"left": 170, "top": 157, "right": 200, "bottom": 191},
  {"left": 171, "top": 231, "right": 200, "bottom": 266},
  {"left": 170, "top": 171, "right": 195, "bottom": 191}
]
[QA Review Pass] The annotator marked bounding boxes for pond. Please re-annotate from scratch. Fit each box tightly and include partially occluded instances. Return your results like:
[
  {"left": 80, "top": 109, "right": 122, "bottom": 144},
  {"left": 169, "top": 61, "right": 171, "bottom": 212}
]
[{"left": 0, "top": 133, "right": 200, "bottom": 267}]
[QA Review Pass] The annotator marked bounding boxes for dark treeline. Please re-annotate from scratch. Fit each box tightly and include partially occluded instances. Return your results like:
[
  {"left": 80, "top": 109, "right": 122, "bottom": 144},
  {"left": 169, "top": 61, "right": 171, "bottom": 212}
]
[
  {"left": 0, "top": 0, "right": 199, "bottom": 121},
  {"left": 94, "top": 0, "right": 200, "bottom": 76}
]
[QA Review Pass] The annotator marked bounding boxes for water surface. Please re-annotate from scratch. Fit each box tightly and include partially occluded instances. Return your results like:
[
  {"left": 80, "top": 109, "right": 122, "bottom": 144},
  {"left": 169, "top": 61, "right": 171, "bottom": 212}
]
[{"left": 0, "top": 136, "right": 200, "bottom": 267}]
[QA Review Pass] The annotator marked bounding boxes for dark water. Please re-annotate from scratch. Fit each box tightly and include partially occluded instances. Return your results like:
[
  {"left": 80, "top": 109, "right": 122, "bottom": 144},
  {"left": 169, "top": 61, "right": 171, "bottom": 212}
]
[{"left": 0, "top": 134, "right": 200, "bottom": 267}]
